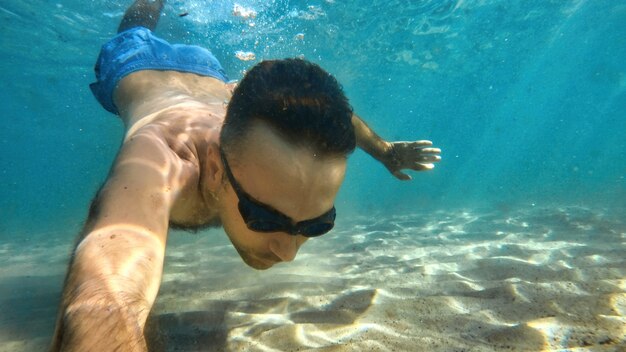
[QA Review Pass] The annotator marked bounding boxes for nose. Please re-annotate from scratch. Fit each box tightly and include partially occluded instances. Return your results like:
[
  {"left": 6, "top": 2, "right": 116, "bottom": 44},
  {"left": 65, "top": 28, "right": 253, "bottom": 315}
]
[{"left": 268, "top": 233, "right": 299, "bottom": 262}]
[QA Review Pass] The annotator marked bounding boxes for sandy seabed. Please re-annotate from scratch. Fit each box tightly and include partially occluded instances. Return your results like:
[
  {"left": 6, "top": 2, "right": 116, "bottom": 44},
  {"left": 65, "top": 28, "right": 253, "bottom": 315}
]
[{"left": 1, "top": 205, "right": 624, "bottom": 351}]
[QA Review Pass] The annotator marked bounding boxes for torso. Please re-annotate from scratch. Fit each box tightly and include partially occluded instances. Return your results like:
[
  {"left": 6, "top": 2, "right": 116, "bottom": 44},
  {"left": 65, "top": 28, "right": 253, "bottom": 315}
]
[{"left": 113, "top": 70, "right": 233, "bottom": 228}]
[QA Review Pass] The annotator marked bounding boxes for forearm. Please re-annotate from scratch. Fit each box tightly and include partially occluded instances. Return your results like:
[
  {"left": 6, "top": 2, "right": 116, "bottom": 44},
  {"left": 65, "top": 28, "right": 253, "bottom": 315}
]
[
  {"left": 52, "top": 226, "right": 165, "bottom": 351},
  {"left": 54, "top": 289, "right": 148, "bottom": 352},
  {"left": 351, "top": 114, "right": 391, "bottom": 160}
]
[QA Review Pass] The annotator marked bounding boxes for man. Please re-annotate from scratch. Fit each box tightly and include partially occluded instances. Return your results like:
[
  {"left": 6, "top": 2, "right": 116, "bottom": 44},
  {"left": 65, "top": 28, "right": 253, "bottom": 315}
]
[{"left": 51, "top": 0, "right": 441, "bottom": 350}]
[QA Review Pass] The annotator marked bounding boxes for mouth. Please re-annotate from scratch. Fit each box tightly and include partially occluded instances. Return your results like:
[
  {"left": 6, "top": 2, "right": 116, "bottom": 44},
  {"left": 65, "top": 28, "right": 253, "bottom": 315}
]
[{"left": 257, "top": 253, "right": 284, "bottom": 266}]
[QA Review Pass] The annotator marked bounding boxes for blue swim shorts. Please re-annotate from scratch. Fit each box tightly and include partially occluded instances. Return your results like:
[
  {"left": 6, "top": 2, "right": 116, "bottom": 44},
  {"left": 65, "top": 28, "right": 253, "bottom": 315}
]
[{"left": 89, "top": 26, "right": 229, "bottom": 114}]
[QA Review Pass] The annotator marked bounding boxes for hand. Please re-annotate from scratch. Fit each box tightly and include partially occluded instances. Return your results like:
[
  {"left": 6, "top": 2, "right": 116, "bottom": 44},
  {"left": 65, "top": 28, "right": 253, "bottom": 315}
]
[{"left": 381, "top": 140, "right": 441, "bottom": 180}]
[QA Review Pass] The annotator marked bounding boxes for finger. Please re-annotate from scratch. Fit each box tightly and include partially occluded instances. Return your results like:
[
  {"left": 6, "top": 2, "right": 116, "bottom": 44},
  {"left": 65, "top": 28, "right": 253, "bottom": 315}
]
[
  {"left": 417, "top": 147, "right": 441, "bottom": 154},
  {"left": 393, "top": 170, "right": 412, "bottom": 180},
  {"left": 395, "top": 141, "right": 432, "bottom": 149},
  {"left": 409, "top": 140, "right": 433, "bottom": 147},
  {"left": 410, "top": 163, "right": 435, "bottom": 171},
  {"left": 419, "top": 155, "right": 441, "bottom": 163}
]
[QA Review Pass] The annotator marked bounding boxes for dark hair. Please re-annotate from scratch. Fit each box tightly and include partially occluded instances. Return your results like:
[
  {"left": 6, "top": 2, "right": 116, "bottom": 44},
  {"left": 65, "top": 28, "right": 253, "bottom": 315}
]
[{"left": 220, "top": 58, "right": 355, "bottom": 158}]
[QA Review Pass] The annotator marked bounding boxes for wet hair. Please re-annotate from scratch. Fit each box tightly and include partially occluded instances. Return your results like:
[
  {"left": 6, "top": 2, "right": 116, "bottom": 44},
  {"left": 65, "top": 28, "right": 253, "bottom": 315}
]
[{"left": 220, "top": 58, "right": 356, "bottom": 158}]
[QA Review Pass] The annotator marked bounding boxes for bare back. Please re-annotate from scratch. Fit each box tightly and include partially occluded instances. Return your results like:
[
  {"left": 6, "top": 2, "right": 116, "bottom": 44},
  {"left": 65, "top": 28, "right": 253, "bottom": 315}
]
[{"left": 111, "top": 70, "right": 234, "bottom": 228}]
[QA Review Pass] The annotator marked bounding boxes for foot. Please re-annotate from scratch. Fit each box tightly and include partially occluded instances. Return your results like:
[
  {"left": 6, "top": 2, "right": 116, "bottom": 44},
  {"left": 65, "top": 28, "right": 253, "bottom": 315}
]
[{"left": 117, "top": 0, "right": 166, "bottom": 33}]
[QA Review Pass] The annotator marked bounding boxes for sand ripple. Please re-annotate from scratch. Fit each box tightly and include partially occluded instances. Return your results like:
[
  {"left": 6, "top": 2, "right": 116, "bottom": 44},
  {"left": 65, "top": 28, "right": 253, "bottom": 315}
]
[{"left": 0, "top": 205, "right": 624, "bottom": 351}]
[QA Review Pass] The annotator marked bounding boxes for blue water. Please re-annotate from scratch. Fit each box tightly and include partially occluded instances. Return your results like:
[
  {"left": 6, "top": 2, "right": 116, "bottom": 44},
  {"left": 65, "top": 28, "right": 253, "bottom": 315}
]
[
  {"left": 1, "top": 0, "right": 625, "bottom": 235},
  {"left": 0, "top": 0, "right": 625, "bottom": 350}
]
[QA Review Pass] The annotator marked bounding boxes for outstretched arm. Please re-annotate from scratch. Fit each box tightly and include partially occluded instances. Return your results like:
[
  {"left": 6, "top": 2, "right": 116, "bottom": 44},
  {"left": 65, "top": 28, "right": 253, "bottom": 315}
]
[
  {"left": 351, "top": 114, "right": 441, "bottom": 180},
  {"left": 50, "top": 126, "right": 192, "bottom": 351}
]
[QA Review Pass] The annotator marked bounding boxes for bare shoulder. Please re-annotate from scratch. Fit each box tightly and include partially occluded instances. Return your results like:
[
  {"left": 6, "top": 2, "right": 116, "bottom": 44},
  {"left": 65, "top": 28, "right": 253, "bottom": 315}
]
[
  {"left": 94, "top": 117, "right": 198, "bottom": 231},
  {"left": 125, "top": 102, "right": 224, "bottom": 165}
]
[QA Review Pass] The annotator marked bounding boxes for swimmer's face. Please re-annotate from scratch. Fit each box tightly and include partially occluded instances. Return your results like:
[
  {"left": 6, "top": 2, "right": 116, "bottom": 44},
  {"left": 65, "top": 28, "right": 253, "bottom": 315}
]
[{"left": 216, "top": 122, "right": 346, "bottom": 270}]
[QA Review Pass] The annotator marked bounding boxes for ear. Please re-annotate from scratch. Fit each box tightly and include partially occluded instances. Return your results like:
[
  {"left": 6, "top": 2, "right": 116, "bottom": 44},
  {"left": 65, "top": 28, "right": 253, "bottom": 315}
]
[
  {"left": 225, "top": 81, "right": 238, "bottom": 96},
  {"left": 203, "top": 143, "right": 223, "bottom": 191}
]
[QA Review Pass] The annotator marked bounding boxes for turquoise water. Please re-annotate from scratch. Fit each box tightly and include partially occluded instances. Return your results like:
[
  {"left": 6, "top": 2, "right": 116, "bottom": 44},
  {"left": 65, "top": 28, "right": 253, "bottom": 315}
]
[
  {"left": 1, "top": 0, "right": 625, "bottom": 351},
  {"left": 2, "top": 0, "right": 624, "bottom": 234}
]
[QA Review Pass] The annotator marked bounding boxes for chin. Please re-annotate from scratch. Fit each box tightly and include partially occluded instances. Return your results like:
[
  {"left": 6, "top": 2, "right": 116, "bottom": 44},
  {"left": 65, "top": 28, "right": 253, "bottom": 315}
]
[
  {"left": 241, "top": 255, "right": 277, "bottom": 270},
  {"left": 250, "top": 262, "right": 275, "bottom": 270}
]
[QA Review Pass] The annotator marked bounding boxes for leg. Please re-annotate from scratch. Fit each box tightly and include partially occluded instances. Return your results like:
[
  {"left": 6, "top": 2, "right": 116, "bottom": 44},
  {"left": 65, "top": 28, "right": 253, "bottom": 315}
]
[{"left": 117, "top": 0, "right": 165, "bottom": 33}]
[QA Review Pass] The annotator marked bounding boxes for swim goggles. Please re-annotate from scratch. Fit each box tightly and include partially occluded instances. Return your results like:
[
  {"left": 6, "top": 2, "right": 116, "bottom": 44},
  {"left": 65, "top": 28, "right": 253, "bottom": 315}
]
[{"left": 220, "top": 148, "right": 336, "bottom": 237}]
